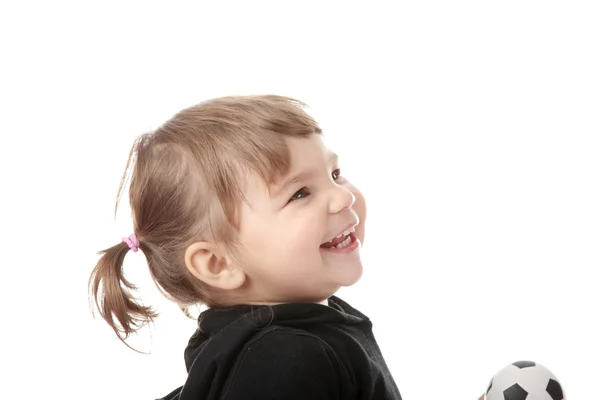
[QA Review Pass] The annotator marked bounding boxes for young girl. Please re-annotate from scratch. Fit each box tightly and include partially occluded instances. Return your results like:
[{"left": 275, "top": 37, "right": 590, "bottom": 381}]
[{"left": 90, "top": 95, "right": 403, "bottom": 400}]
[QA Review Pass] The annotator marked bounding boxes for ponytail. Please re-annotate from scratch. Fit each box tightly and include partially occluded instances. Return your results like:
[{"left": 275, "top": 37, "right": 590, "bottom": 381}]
[{"left": 88, "top": 240, "right": 157, "bottom": 351}]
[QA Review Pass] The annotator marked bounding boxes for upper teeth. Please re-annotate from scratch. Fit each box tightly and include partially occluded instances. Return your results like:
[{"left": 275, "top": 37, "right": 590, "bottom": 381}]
[{"left": 333, "top": 227, "right": 355, "bottom": 240}]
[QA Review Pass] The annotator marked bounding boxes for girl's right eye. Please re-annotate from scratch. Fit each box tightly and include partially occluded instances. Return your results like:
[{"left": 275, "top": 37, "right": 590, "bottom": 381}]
[{"left": 288, "top": 187, "right": 310, "bottom": 203}]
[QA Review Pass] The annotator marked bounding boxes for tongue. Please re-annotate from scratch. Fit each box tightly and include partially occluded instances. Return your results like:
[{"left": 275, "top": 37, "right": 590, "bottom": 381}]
[{"left": 322, "top": 234, "right": 347, "bottom": 248}]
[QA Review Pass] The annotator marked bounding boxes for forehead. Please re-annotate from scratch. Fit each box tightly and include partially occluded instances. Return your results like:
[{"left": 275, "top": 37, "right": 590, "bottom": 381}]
[
  {"left": 287, "top": 134, "right": 333, "bottom": 165},
  {"left": 241, "top": 135, "right": 336, "bottom": 203}
]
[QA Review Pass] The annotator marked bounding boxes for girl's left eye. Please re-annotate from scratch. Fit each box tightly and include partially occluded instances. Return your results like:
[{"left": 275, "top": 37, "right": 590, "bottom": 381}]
[{"left": 332, "top": 168, "right": 341, "bottom": 181}]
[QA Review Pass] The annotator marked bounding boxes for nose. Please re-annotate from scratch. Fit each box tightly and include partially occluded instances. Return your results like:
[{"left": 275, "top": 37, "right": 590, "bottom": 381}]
[{"left": 328, "top": 185, "right": 356, "bottom": 214}]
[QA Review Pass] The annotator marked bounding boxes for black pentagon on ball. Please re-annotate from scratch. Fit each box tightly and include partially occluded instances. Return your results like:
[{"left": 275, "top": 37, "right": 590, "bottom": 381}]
[
  {"left": 503, "top": 383, "right": 528, "bottom": 400},
  {"left": 546, "top": 378, "right": 564, "bottom": 400},
  {"left": 512, "top": 360, "right": 536, "bottom": 369}
]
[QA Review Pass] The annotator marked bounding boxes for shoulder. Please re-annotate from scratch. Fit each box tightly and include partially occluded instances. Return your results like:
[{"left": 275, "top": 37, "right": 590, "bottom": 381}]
[{"left": 222, "top": 327, "right": 344, "bottom": 400}]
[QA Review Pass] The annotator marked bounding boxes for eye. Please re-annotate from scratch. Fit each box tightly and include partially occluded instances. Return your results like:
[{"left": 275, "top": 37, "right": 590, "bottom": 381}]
[
  {"left": 332, "top": 168, "right": 341, "bottom": 181},
  {"left": 288, "top": 187, "right": 310, "bottom": 203}
]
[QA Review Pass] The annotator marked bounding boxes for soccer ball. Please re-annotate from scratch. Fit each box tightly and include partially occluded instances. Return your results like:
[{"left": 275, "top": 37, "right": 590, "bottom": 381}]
[{"left": 485, "top": 361, "right": 564, "bottom": 400}]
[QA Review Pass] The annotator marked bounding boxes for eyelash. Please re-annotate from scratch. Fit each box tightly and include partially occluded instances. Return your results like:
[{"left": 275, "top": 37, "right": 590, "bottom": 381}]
[{"left": 288, "top": 168, "right": 342, "bottom": 203}]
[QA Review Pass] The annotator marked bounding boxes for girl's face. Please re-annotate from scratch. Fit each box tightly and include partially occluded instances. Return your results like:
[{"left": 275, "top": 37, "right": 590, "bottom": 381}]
[{"left": 231, "top": 134, "right": 367, "bottom": 303}]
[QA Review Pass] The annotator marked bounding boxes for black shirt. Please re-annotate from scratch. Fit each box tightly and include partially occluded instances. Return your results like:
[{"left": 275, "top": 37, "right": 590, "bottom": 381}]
[{"left": 158, "top": 296, "right": 402, "bottom": 400}]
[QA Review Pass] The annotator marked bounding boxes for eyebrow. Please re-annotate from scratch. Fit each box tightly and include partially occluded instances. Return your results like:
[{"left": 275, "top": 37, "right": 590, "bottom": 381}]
[{"left": 270, "top": 152, "right": 339, "bottom": 196}]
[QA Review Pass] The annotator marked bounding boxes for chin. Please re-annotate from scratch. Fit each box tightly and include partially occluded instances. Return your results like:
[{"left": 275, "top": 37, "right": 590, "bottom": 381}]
[{"left": 338, "top": 264, "right": 363, "bottom": 287}]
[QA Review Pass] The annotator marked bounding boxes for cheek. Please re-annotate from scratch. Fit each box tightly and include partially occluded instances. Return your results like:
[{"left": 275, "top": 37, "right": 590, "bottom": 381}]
[
  {"left": 355, "top": 189, "right": 367, "bottom": 221},
  {"left": 285, "top": 218, "right": 323, "bottom": 247},
  {"left": 351, "top": 186, "right": 367, "bottom": 241},
  {"left": 248, "top": 217, "right": 321, "bottom": 255}
]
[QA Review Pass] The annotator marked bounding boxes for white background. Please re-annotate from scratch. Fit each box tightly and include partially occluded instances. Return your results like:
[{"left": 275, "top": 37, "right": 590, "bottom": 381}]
[{"left": 1, "top": 1, "right": 598, "bottom": 399}]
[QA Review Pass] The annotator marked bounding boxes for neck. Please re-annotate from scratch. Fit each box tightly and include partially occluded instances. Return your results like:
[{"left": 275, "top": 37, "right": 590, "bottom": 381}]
[{"left": 245, "top": 298, "right": 330, "bottom": 306}]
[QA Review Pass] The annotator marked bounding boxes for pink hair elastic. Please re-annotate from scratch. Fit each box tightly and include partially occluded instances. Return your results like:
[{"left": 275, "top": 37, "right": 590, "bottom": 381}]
[{"left": 122, "top": 233, "right": 139, "bottom": 253}]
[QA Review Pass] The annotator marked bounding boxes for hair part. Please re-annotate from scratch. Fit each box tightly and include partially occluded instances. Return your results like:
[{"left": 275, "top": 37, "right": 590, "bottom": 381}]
[{"left": 89, "top": 95, "right": 321, "bottom": 347}]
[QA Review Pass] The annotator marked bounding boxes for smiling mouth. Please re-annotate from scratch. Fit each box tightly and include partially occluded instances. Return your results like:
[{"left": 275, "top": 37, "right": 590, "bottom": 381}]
[{"left": 320, "top": 226, "right": 356, "bottom": 249}]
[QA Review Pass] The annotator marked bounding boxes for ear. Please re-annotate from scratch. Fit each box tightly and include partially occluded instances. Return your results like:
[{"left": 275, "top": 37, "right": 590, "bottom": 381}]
[{"left": 184, "top": 241, "right": 246, "bottom": 290}]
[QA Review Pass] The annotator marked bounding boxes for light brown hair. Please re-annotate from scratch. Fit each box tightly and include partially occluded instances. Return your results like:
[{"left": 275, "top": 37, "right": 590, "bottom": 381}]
[{"left": 89, "top": 95, "right": 322, "bottom": 347}]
